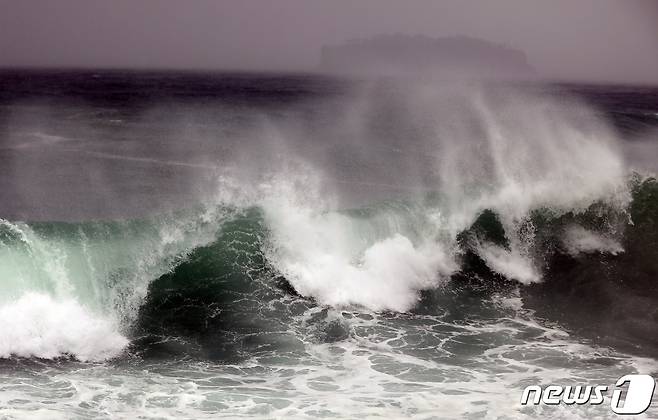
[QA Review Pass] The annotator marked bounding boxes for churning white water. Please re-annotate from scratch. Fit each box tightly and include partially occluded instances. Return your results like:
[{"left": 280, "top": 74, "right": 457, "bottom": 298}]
[{"left": 255, "top": 85, "right": 629, "bottom": 309}]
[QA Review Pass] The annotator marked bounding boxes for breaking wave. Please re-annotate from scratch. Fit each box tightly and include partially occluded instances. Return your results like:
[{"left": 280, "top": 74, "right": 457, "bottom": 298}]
[{"left": 1, "top": 83, "right": 655, "bottom": 361}]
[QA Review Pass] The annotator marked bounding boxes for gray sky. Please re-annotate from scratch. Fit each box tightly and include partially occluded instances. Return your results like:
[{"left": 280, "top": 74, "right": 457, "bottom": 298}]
[{"left": 1, "top": 0, "right": 657, "bottom": 84}]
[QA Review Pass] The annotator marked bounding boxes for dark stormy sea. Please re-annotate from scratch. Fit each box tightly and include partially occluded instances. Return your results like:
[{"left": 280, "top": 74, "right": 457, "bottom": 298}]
[{"left": 0, "top": 70, "right": 657, "bottom": 419}]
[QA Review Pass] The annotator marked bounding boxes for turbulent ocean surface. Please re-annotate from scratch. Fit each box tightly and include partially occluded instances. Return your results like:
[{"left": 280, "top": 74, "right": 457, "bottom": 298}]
[{"left": 0, "top": 70, "right": 657, "bottom": 419}]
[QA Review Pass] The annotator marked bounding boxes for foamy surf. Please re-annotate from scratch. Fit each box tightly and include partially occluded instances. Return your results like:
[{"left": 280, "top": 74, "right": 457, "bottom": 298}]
[
  {"left": 0, "top": 293, "right": 127, "bottom": 361},
  {"left": 241, "top": 85, "right": 631, "bottom": 308}
]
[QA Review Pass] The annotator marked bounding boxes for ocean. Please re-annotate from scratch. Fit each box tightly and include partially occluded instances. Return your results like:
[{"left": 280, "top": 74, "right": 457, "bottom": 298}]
[{"left": 0, "top": 69, "right": 657, "bottom": 419}]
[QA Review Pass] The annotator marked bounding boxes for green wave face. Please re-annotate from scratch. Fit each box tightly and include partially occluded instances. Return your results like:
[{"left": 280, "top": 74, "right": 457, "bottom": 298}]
[{"left": 0, "top": 205, "right": 232, "bottom": 329}]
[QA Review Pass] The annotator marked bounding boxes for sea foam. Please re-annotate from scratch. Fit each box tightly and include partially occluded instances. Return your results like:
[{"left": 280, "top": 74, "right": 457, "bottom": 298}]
[{"left": 0, "top": 292, "right": 127, "bottom": 361}]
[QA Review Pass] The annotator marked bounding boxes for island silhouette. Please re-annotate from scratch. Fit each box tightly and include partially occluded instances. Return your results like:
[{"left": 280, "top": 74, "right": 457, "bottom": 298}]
[{"left": 320, "top": 34, "right": 535, "bottom": 79}]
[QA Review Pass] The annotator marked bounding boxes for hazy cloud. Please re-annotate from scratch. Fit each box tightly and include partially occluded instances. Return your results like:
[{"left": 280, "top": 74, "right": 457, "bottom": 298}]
[{"left": 1, "top": 0, "right": 657, "bottom": 84}]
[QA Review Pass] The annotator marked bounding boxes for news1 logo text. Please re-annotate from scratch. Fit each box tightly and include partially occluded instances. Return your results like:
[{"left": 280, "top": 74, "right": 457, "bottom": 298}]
[{"left": 521, "top": 374, "right": 656, "bottom": 415}]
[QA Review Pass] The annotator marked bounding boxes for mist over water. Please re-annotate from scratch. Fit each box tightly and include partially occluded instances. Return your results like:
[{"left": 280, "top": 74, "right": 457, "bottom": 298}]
[
  {"left": 0, "top": 71, "right": 657, "bottom": 418},
  {"left": 210, "top": 82, "right": 629, "bottom": 309}
]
